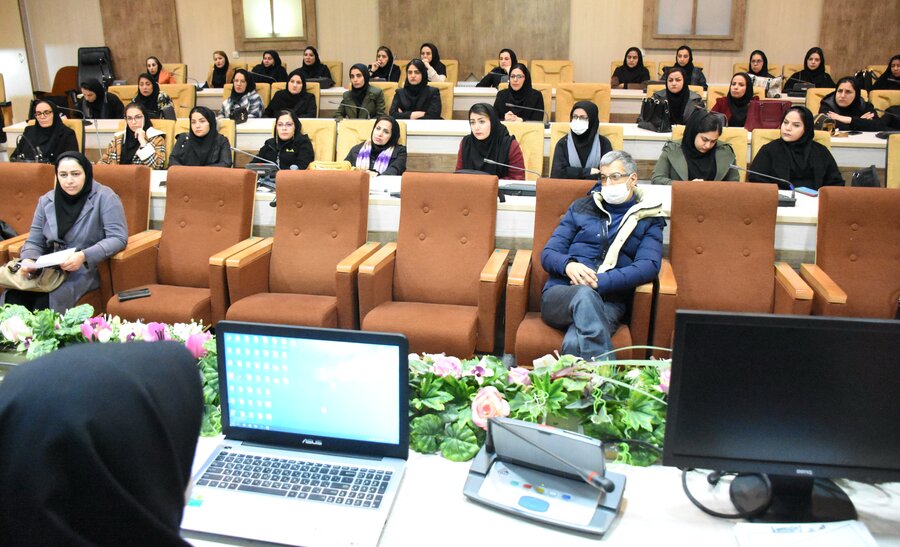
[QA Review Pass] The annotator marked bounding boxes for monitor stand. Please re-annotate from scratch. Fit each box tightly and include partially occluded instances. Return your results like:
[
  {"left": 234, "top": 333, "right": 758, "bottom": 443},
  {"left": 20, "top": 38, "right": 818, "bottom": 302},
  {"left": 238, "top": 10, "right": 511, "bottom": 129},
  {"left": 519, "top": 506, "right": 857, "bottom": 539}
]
[{"left": 730, "top": 474, "right": 857, "bottom": 523}]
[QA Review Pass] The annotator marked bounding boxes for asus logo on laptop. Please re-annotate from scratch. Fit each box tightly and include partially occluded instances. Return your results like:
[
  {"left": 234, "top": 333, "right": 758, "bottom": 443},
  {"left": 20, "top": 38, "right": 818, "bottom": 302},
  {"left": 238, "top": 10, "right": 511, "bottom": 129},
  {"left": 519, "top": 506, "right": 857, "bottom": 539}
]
[{"left": 302, "top": 438, "right": 323, "bottom": 446}]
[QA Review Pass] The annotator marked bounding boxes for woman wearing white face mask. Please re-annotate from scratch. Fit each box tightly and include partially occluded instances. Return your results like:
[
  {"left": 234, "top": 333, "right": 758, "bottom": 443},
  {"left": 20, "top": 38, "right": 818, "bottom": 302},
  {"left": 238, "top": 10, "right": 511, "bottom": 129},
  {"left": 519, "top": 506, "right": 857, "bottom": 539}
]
[{"left": 551, "top": 101, "right": 612, "bottom": 179}]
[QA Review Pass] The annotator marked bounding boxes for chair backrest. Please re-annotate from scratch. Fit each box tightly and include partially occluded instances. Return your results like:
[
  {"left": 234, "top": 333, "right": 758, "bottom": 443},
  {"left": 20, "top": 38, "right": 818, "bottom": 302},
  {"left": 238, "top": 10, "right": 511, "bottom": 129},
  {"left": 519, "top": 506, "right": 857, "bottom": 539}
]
[
  {"left": 396, "top": 60, "right": 410, "bottom": 87},
  {"left": 888, "top": 134, "right": 900, "bottom": 189},
  {"left": 48, "top": 66, "right": 79, "bottom": 96},
  {"left": 107, "top": 85, "right": 137, "bottom": 105},
  {"left": 733, "top": 62, "right": 783, "bottom": 77},
  {"left": 162, "top": 63, "right": 187, "bottom": 83},
  {"left": 706, "top": 85, "right": 764, "bottom": 110},
  {"left": 77, "top": 47, "right": 113, "bottom": 89},
  {"left": 299, "top": 119, "right": 337, "bottom": 161},
  {"left": 0, "top": 75, "right": 11, "bottom": 127},
  {"left": 62, "top": 119, "right": 85, "bottom": 153},
  {"left": 646, "top": 84, "right": 705, "bottom": 97},
  {"left": 805, "top": 87, "right": 835, "bottom": 115},
  {"left": 783, "top": 63, "right": 831, "bottom": 77},
  {"left": 117, "top": 119, "right": 176, "bottom": 166},
  {"left": 269, "top": 170, "right": 369, "bottom": 295},
  {"left": 174, "top": 118, "right": 236, "bottom": 161},
  {"left": 498, "top": 82, "right": 552, "bottom": 120},
  {"left": 394, "top": 172, "right": 498, "bottom": 306},
  {"left": 223, "top": 83, "right": 271, "bottom": 108},
  {"left": 750, "top": 128, "right": 831, "bottom": 161},
  {"left": 484, "top": 59, "right": 529, "bottom": 74},
  {"left": 528, "top": 178, "right": 596, "bottom": 311},
  {"left": 369, "top": 81, "right": 398, "bottom": 110},
  {"left": 815, "top": 186, "right": 900, "bottom": 318},
  {"left": 443, "top": 60, "right": 459, "bottom": 83},
  {"left": 503, "top": 121, "right": 544, "bottom": 179},
  {"left": 609, "top": 60, "right": 657, "bottom": 81},
  {"left": 548, "top": 123, "right": 625, "bottom": 168},
  {"left": 428, "top": 82, "right": 454, "bottom": 120},
  {"left": 157, "top": 166, "right": 256, "bottom": 288},
  {"left": 270, "top": 81, "right": 321, "bottom": 114},
  {"left": 670, "top": 181, "right": 777, "bottom": 312},
  {"left": 324, "top": 60, "right": 343, "bottom": 87},
  {"left": 556, "top": 83, "right": 612, "bottom": 123},
  {"left": 672, "top": 126, "right": 749, "bottom": 179},
  {"left": 869, "top": 90, "right": 900, "bottom": 114},
  {"left": 336, "top": 118, "right": 407, "bottom": 161},
  {"left": 160, "top": 84, "right": 196, "bottom": 118},
  {"left": 92, "top": 164, "right": 151, "bottom": 236},
  {"left": 530, "top": 60, "right": 574, "bottom": 85},
  {"left": 0, "top": 163, "right": 54, "bottom": 235}
]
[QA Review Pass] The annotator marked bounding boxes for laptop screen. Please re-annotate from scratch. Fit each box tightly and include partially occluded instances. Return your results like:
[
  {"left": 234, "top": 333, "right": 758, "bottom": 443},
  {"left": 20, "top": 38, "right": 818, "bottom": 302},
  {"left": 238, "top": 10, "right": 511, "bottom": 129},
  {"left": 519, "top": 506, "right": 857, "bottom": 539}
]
[{"left": 216, "top": 321, "right": 408, "bottom": 458}]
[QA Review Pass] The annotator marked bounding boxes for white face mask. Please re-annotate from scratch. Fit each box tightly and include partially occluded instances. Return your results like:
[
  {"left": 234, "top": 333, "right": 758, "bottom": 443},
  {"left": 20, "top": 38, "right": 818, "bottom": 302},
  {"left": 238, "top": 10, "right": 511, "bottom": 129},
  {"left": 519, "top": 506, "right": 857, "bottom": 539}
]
[
  {"left": 600, "top": 181, "right": 633, "bottom": 205},
  {"left": 570, "top": 119, "right": 589, "bottom": 135}
]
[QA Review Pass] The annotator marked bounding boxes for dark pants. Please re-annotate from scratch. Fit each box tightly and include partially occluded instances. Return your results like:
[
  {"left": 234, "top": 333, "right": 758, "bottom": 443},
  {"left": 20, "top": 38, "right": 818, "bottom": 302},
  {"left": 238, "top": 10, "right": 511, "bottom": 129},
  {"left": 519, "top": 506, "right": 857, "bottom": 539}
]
[
  {"left": 541, "top": 285, "right": 626, "bottom": 362},
  {"left": 2, "top": 289, "right": 50, "bottom": 311}
]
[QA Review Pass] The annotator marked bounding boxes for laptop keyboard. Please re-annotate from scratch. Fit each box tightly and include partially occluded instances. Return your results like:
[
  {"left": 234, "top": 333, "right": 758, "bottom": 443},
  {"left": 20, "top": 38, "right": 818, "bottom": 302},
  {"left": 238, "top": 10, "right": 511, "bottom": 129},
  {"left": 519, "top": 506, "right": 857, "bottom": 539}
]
[{"left": 197, "top": 450, "right": 391, "bottom": 509}]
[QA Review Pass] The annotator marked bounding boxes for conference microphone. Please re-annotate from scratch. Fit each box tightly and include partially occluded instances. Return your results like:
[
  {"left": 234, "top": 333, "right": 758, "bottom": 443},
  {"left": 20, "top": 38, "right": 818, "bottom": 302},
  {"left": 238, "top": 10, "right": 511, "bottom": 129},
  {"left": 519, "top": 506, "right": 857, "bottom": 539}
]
[
  {"left": 13, "top": 134, "right": 45, "bottom": 163},
  {"left": 483, "top": 158, "right": 542, "bottom": 179},
  {"left": 339, "top": 102, "right": 370, "bottom": 119},
  {"left": 874, "top": 107, "right": 900, "bottom": 121},
  {"left": 250, "top": 72, "right": 278, "bottom": 83},
  {"left": 488, "top": 418, "right": 616, "bottom": 493},
  {"left": 730, "top": 164, "right": 796, "bottom": 207},
  {"left": 504, "top": 102, "right": 550, "bottom": 129},
  {"left": 187, "top": 77, "right": 207, "bottom": 90}
]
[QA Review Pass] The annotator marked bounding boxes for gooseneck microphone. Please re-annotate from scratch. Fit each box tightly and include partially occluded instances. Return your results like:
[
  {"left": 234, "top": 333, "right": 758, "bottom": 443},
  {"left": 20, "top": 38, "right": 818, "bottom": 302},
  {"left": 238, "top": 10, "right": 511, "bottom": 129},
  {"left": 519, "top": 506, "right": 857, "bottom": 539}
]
[
  {"left": 230, "top": 146, "right": 280, "bottom": 206},
  {"left": 489, "top": 418, "right": 616, "bottom": 493},
  {"left": 874, "top": 107, "right": 900, "bottom": 121},
  {"left": 339, "top": 102, "right": 370, "bottom": 119},
  {"left": 14, "top": 134, "right": 44, "bottom": 163},
  {"left": 730, "top": 164, "right": 796, "bottom": 207},
  {"left": 187, "top": 77, "right": 207, "bottom": 90},
  {"left": 504, "top": 102, "right": 550, "bottom": 128},
  {"left": 483, "top": 158, "right": 542, "bottom": 179}
]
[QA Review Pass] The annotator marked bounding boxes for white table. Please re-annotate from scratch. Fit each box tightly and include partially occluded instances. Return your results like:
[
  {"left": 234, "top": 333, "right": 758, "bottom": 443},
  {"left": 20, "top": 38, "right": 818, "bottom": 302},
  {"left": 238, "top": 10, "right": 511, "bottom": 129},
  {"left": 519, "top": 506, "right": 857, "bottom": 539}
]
[{"left": 184, "top": 436, "right": 900, "bottom": 546}]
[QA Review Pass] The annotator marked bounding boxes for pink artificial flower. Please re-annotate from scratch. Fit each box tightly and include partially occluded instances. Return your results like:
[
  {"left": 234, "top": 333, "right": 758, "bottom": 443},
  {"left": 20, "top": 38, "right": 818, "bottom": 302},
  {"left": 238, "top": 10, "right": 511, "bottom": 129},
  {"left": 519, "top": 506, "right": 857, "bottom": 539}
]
[
  {"left": 80, "top": 317, "right": 111, "bottom": 342},
  {"left": 471, "top": 386, "right": 510, "bottom": 430},
  {"left": 658, "top": 367, "right": 671, "bottom": 394},
  {"left": 185, "top": 331, "right": 213, "bottom": 359},
  {"left": 430, "top": 355, "right": 463, "bottom": 378},
  {"left": 507, "top": 367, "right": 532, "bottom": 386},
  {"left": 143, "top": 322, "right": 171, "bottom": 342},
  {"left": 1, "top": 315, "right": 32, "bottom": 343}
]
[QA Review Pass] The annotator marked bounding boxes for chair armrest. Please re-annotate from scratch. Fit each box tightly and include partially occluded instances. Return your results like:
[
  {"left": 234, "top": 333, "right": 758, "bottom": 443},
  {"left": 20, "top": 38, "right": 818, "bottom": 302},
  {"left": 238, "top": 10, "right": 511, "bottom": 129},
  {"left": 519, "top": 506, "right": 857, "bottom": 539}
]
[
  {"left": 225, "top": 238, "right": 273, "bottom": 305},
  {"left": 799, "top": 264, "right": 847, "bottom": 305},
  {"left": 358, "top": 242, "right": 397, "bottom": 324},
  {"left": 504, "top": 250, "right": 533, "bottom": 355},
  {"left": 477, "top": 249, "right": 510, "bottom": 353},
  {"left": 209, "top": 237, "right": 263, "bottom": 326},
  {"left": 658, "top": 258, "right": 677, "bottom": 295},
  {"left": 649, "top": 259, "right": 678, "bottom": 356},
  {"left": 110, "top": 231, "right": 162, "bottom": 292},
  {"left": 335, "top": 242, "right": 381, "bottom": 330},
  {"left": 0, "top": 234, "right": 29, "bottom": 263},
  {"left": 773, "top": 262, "right": 813, "bottom": 315}
]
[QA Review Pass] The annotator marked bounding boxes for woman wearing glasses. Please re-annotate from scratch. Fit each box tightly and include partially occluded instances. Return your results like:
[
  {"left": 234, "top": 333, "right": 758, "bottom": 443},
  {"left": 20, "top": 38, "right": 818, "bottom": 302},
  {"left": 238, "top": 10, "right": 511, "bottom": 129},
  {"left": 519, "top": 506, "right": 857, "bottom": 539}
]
[
  {"left": 11, "top": 100, "right": 78, "bottom": 163},
  {"left": 550, "top": 101, "right": 612, "bottom": 179},
  {"left": 255, "top": 110, "right": 314, "bottom": 170},
  {"left": 494, "top": 64, "right": 544, "bottom": 122},
  {"left": 99, "top": 103, "right": 167, "bottom": 169}
]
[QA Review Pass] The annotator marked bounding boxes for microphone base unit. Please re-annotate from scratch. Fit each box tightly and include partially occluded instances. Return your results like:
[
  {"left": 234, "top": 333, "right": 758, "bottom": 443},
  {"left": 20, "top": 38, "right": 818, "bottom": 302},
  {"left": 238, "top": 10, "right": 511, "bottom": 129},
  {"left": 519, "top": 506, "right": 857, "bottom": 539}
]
[{"left": 778, "top": 193, "right": 797, "bottom": 207}]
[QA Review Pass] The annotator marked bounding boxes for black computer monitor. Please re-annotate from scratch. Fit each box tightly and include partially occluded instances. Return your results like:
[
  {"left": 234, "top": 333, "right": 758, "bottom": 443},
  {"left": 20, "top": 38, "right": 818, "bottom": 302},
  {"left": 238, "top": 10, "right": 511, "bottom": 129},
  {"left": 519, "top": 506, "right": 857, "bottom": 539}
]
[{"left": 663, "top": 310, "right": 900, "bottom": 522}]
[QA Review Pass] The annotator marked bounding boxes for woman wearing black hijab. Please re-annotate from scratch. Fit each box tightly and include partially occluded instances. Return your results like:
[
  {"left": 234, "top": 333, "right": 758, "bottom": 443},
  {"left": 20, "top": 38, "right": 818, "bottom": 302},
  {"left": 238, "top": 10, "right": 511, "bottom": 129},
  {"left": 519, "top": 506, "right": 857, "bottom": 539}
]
[
  {"left": 251, "top": 50, "right": 288, "bottom": 83},
  {"left": 77, "top": 78, "right": 125, "bottom": 119},
  {"left": 551, "top": 101, "right": 613, "bottom": 179},
  {"left": 0, "top": 341, "right": 202, "bottom": 546},
  {"left": 335, "top": 64, "right": 386, "bottom": 120},
  {"left": 264, "top": 69, "right": 317, "bottom": 118},
  {"left": 100, "top": 102, "right": 167, "bottom": 168},
  {"left": 711, "top": 72, "right": 758, "bottom": 127},
  {"left": 819, "top": 77, "right": 883, "bottom": 132},
  {"left": 207, "top": 50, "right": 234, "bottom": 88},
  {"left": 420, "top": 42, "right": 447, "bottom": 82},
  {"left": 477, "top": 48, "right": 518, "bottom": 88},
  {"left": 786, "top": 47, "right": 836, "bottom": 92},
  {"left": 749, "top": 106, "right": 843, "bottom": 190},
  {"left": 257, "top": 110, "right": 314, "bottom": 170},
  {"left": 299, "top": 46, "right": 334, "bottom": 88},
  {"left": 344, "top": 115, "right": 407, "bottom": 176},
  {"left": 650, "top": 67, "right": 705, "bottom": 125},
  {"left": 651, "top": 110, "right": 739, "bottom": 185},
  {"left": 494, "top": 63, "right": 544, "bottom": 122},
  {"left": 169, "top": 106, "right": 233, "bottom": 167},
  {"left": 663, "top": 45, "right": 707, "bottom": 90},
  {"left": 390, "top": 60, "right": 442, "bottom": 120},
  {"left": 1, "top": 151, "right": 127, "bottom": 311},
  {"left": 132, "top": 73, "right": 175, "bottom": 119},
  {"left": 871, "top": 54, "right": 900, "bottom": 91},
  {"left": 146, "top": 55, "right": 176, "bottom": 84},
  {"left": 611, "top": 47, "right": 650, "bottom": 89},
  {"left": 220, "top": 69, "right": 263, "bottom": 119},
  {"left": 369, "top": 46, "right": 401, "bottom": 82},
  {"left": 747, "top": 50, "right": 775, "bottom": 78},
  {"left": 10, "top": 100, "right": 78, "bottom": 163},
  {"left": 456, "top": 103, "right": 525, "bottom": 180}
]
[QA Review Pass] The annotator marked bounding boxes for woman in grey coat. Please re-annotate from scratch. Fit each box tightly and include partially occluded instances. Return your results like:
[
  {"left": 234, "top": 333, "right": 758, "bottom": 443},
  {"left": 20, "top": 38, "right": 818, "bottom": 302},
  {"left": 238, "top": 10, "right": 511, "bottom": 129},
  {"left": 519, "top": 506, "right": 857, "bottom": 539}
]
[{"left": 3, "top": 152, "right": 128, "bottom": 312}]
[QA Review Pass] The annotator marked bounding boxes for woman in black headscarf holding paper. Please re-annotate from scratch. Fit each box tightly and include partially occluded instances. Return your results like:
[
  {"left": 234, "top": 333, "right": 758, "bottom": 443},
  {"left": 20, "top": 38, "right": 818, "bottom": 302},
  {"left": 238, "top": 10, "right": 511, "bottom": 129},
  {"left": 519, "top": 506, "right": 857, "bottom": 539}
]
[
  {"left": 10, "top": 100, "right": 78, "bottom": 163},
  {"left": 786, "top": 47, "right": 836, "bottom": 92},
  {"left": 611, "top": 47, "right": 650, "bottom": 89},
  {"left": 749, "top": 106, "right": 843, "bottom": 190},
  {"left": 264, "top": 69, "right": 317, "bottom": 118},
  {"left": 455, "top": 103, "right": 525, "bottom": 180},
  {"left": 390, "top": 60, "right": 442, "bottom": 120},
  {"left": 252, "top": 50, "right": 288, "bottom": 83},
  {"left": 0, "top": 341, "right": 203, "bottom": 546},
  {"left": 169, "top": 106, "right": 233, "bottom": 167},
  {"left": 551, "top": 101, "right": 613, "bottom": 179},
  {"left": 494, "top": 63, "right": 545, "bottom": 122}
]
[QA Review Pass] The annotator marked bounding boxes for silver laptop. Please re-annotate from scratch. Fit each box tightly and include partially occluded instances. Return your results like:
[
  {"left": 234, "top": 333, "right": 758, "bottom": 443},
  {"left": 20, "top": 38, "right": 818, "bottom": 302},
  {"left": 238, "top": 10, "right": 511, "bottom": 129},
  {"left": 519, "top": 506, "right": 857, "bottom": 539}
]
[{"left": 181, "top": 321, "right": 409, "bottom": 547}]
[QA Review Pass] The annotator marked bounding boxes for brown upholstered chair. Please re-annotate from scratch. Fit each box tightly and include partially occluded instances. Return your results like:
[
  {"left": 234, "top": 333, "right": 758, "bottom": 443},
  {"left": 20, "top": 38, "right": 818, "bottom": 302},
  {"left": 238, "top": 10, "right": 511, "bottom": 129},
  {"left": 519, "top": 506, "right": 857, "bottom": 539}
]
[
  {"left": 358, "top": 173, "right": 508, "bottom": 357},
  {"left": 646, "top": 181, "right": 813, "bottom": 355},
  {"left": 225, "top": 170, "right": 379, "bottom": 329},
  {"left": 105, "top": 166, "right": 258, "bottom": 326},
  {"left": 505, "top": 179, "right": 656, "bottom": 366},
  {"left": 93, "top": 164, "right": 151, "bottom": 237},
  {"left": 0, "top": 163, "right": 54, "bottom": 265},
  {"left": 799, "top": 187, "right": 900, "bottom": 318}
]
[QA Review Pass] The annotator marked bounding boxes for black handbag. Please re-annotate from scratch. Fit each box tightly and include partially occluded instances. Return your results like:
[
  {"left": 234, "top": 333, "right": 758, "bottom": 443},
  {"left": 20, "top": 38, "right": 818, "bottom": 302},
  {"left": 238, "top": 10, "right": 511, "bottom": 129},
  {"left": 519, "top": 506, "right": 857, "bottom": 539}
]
[
  {"left": 851, "top": 165, "right": 881, "bottom": 187},
  {"left": 637, "top": 97, "right": 671, "bottom": 133},
  {"left": 0, "top": 220, "right": 16, "bottom": 241}
]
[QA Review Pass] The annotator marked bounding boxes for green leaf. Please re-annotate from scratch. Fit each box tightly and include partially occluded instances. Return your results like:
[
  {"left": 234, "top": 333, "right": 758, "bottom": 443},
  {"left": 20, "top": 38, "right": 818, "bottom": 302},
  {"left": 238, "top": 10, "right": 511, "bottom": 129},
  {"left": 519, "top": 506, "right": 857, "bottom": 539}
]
[
  {"left": 25, "top": 338, "right": 58, "bottom": 359},
  {"left": 29, "top": 309, "right": 57, "bottom": 340},
  {"left": 200, "top": 405, "right": 222, "bottom": 436},
  {"left": 410, "top": 414, "right": 444, "bottom": 454},
  {"left": 61, "top": 304, "right": 94, "bottom": 327},
  {"left": 413, "top": 376, "right": 453, "bottom": 412},
  {"left": 616, "top": 396, "right": 658, "bottom": 433},
  {"left": 440, "top": 421, "right": 481, "bottom": 462},
  {"left": 441, "top": 374, "right": 475, "bottom": 402}
]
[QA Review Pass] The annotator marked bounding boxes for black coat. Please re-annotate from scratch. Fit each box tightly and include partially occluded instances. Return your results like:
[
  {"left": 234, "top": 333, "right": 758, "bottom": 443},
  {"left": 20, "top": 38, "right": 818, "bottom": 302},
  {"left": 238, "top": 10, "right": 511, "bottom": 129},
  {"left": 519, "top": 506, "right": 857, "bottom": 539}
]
[
  {"left": 257, "top": 135, "right": 315, "bottom": 170},
  {"left": 749, "top": 139, "right": 844, "bottom": 190},
  {"left": 494, "top": 88, "right": 545, "bottom": 121},
  {"left": 389, "top": 86, "right": 442, "bottom": 120},
  {"left": 263, "top": 90, "right": 317, "bottom": 119},
  {"left": 344, "top": 143, "right": 408, "bottom": 176},
  {"left": 11, "top": 124, "right": 79, "bottom": 164}
]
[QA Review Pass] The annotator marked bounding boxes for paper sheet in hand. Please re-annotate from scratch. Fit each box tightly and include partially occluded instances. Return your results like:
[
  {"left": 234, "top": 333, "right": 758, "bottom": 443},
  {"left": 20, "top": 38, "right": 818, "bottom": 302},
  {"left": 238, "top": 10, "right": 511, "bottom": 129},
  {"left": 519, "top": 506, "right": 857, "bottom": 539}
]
[
  {"left": 734, "top": 520, "right": 877, "bottom": 547},
  {"left": 33, "top": 248, "right": 75, "bottom": 269}
]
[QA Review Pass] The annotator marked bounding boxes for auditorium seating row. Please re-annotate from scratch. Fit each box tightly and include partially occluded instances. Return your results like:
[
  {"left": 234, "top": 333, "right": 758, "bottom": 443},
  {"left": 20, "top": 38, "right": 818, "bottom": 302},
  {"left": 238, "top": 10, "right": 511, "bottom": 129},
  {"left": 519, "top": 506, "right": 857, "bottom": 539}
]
[{"left": 2, "top": 164, "right": 897, "bottom": 364}]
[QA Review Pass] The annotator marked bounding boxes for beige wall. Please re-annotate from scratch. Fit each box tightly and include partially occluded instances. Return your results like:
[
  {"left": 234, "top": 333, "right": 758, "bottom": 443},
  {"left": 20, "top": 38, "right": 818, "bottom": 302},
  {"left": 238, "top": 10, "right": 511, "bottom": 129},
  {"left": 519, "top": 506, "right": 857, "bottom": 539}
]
[{"left": 1, "top": 0, "right": 33, "bottom": 120}]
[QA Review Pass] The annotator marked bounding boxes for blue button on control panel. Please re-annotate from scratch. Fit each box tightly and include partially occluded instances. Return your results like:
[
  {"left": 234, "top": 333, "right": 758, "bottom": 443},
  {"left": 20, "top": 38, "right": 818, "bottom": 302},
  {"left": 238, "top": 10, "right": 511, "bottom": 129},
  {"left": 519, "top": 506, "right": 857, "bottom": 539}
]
[{"left": 518, "top": 495, "right": 550, "bottom": 512}]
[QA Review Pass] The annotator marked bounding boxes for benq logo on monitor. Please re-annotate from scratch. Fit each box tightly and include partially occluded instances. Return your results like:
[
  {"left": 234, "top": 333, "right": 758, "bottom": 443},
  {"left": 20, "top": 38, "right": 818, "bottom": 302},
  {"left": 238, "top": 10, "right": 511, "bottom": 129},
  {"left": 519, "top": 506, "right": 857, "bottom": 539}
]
[
  {"left": 795, "top": 469, "right": 814, "bottom": 476},
  {"left": 302, "top": 438, "right": 323, "bottom": 446}
]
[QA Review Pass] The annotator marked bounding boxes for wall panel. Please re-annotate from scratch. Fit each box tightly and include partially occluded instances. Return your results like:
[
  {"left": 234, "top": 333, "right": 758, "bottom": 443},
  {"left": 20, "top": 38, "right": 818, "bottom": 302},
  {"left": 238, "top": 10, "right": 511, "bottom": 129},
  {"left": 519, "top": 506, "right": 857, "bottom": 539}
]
[
  {"left": 99, "top": 0, "right": 181, "bottom": 83},
  {"left": 819, "top": 0, "right": 899, "bottom": 81}
]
